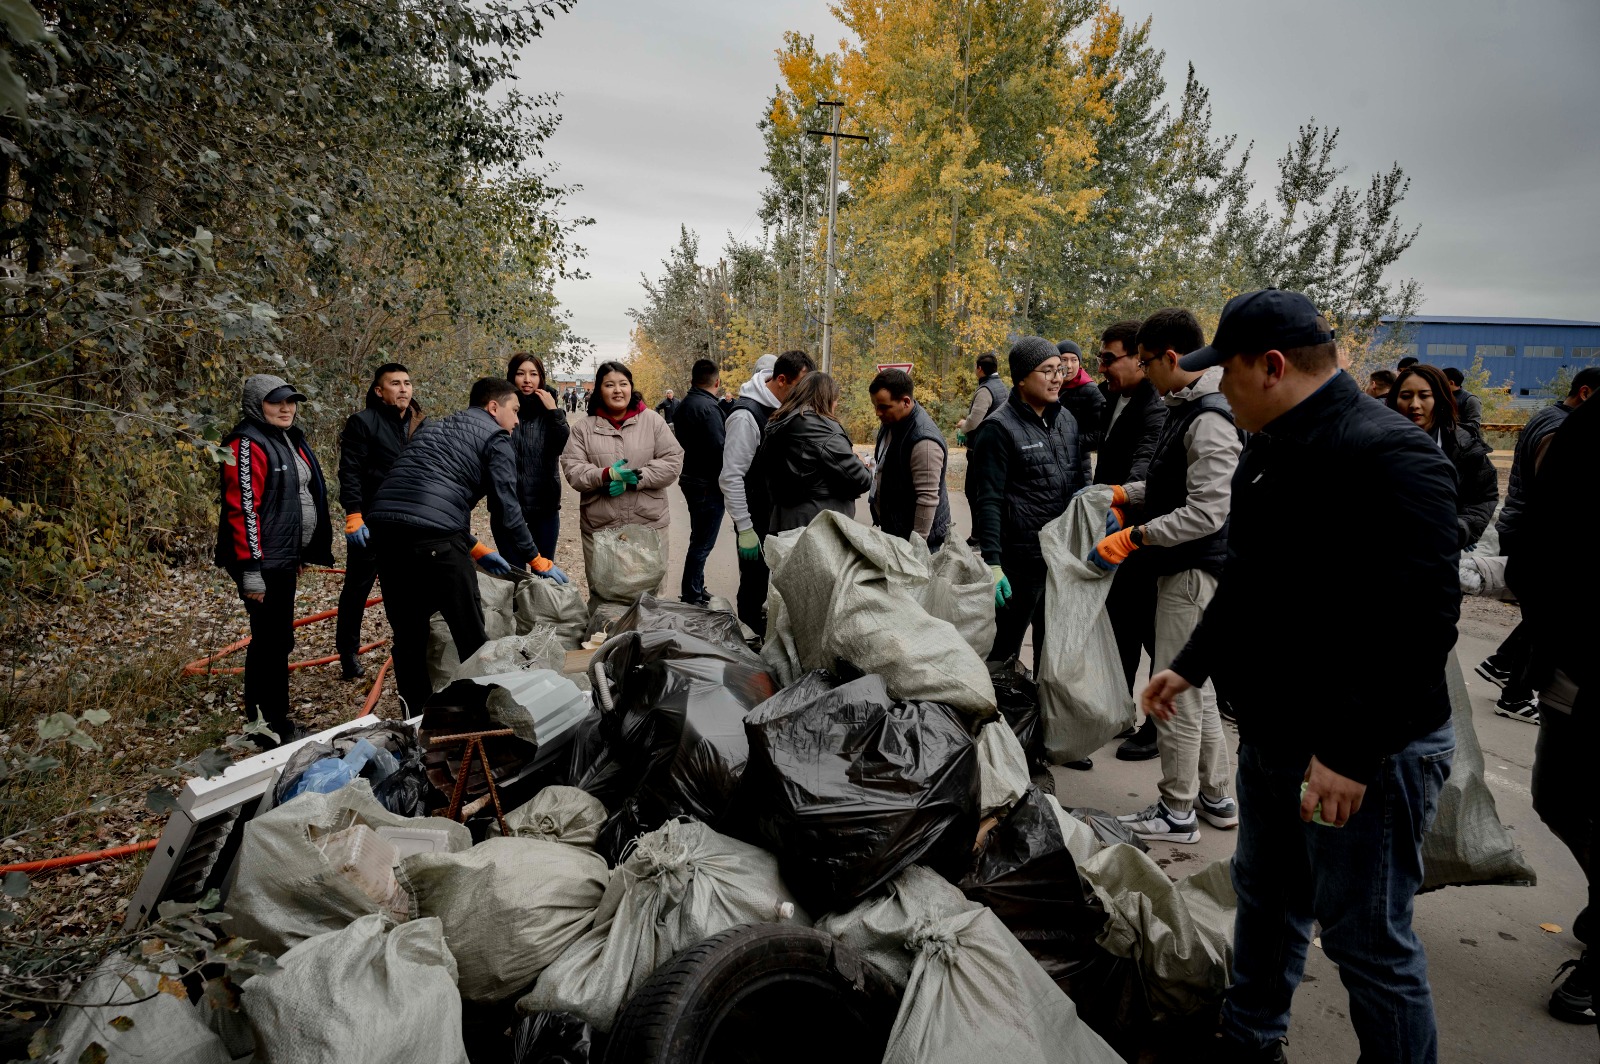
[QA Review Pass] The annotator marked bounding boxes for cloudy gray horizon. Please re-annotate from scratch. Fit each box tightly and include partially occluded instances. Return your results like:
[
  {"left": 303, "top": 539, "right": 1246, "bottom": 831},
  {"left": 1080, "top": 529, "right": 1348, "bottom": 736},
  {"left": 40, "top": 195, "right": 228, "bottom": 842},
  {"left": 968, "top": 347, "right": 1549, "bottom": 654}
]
[{"left": 517, "top": 0, "right": 1600, "bottom": 368}]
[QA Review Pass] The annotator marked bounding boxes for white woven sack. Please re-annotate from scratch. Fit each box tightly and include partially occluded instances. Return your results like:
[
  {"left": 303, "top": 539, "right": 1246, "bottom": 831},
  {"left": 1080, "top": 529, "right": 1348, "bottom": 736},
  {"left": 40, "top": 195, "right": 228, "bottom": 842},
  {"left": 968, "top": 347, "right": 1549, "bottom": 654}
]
[
  {"left": 585, "top": 524, "right": 666, "bottom": 606},
  {"left": 758, "top": 528, "right": 806, "bottom": 686},
  {"left": 921, "top": 533, "right": 997, "bottom": 659},
  {"left": 1036, "top": 488, "right": 1136, "bottom": 762},
  {"left": 772, "top": 511, "right": 995, "bottom": 716},
  {"left": 426, "top": 571, "right": 519, "bottom": 690},
  {"left": 455, "top": 626, "right": 564, "bottom": 680},
  {"left": 226, "top": 780, "right": 471, "bottom": 957},
  {"left": 399, "top": 836, "right": 609, "bottom": 1002},
  {"left": 976, "top": 718, "right": 1030, "bottom": 817},
  {"left": 814, "top": 864, "right": 979, "bottom": 989},
  {"left": 489, "top": 785, "right": 609, "bottom": 846},
  {"left": 515, "top": 575, "right": 590, "bottom": 648},
  {"left": 520, "top": 819, "right": 808, "bottom": 1031},
  {"left": 47, "top": 955, "right": 230, "bottom": 1064},
  {"left": 883, "top": 906, "right": 1122, "bottom": 1064},
  {"left": 241, "top": 914, "right": 468, "bottom": 1064}
]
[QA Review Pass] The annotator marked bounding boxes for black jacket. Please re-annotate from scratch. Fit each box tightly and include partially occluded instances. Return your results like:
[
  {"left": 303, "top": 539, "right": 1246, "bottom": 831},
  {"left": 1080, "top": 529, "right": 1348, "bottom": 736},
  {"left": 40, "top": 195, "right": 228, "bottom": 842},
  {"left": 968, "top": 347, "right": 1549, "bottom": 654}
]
[
  {"left": 1171, "top": 372, "right": 1460, "bottom": 784},
  {"left": 1439, "top": 425, "right": 1498, "bottom": 550},
  {"left": 871, "top": 401, "right": 951, "bottom": 550},
  {"left": 967, "top": 389, "right": 1091, "bottom": 566},
  {"left": 338, "top": 393, "right": 424, "bottom": 516},
  {"left": 1059, "top": 379, "right": 1106, "bottom": 440},
  {"left": 758, "top": 410, "right": 872, "bottom": 535},
  {"left": 1085, "top": 379, "right": 1166, "bottom": 485},
  {"left": 511, "top": 385, "right": 570, "bottom": 514},
  {"left": 656, "top": 396, "right": 680, "bottom": 423},
  {"left": 216, "top": 419, "right": 335, "bottom": 572},
  {"left": 674, "top": 386, "right": 726, "bottom": 488},
  {"left": 367, "top": 406, "right": 538, "bottom": 567},
  {"left": 1495, "top": 400, "right": 1570, "bottom": 555}
]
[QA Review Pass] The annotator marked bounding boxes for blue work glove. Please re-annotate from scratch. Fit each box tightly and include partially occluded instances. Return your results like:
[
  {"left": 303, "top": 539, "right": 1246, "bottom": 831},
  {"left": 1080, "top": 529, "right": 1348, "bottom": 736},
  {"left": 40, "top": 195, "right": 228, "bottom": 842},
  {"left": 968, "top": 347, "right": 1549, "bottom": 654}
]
[
  {"left": 990, "top": 565, "right": 1011, "bottom": 607},
  {"left": 346, "top": 524, "right": 370, "bottom": 549},
  {"left": 476, "top": 551, "right": 514, "bottom": 577},
  {"left": 534, "top": 561, "right": 570, "bottom": 585},
  {"left": 1104, "top": 507, "right": 1126, "bottom": 536}
]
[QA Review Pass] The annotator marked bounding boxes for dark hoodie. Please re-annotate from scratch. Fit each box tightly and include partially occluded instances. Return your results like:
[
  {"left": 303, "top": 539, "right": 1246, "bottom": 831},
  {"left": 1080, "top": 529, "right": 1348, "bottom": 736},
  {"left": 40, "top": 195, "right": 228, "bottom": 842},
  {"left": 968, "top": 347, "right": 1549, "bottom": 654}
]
[
  {"left": 338, "top": 386, "right": 425, "bottom": 517},
  {"left": 216, "top": 373, "right": 334, "bottom": 573}
]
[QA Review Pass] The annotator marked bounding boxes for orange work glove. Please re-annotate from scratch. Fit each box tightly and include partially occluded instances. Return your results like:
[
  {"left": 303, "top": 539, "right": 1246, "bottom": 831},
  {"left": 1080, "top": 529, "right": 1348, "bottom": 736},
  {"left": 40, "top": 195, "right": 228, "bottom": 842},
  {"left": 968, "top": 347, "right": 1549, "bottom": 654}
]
[
  {"left": 469, "top": 541, "right": 493, "bottom": 561},
  {"left": 530, "top": 555, "right": 553, "bottom": 573},
  {"left": 1110, "top": 484, "right": 1128, "bottom": 507},
  {"left": 1087, "top": 527, "right": 1138, "bottom": 571},
  {"left": 345, "top": 513, "right": 365, "bottom": 535}
]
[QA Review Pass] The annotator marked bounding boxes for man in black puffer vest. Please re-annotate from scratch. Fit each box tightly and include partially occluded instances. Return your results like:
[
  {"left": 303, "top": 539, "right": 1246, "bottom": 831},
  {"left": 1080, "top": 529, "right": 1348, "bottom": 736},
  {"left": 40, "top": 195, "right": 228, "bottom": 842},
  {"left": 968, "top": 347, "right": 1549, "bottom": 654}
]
[
  {"left": 336, "top": 363, "right": 424, "bottom": 680},
  {"left": 868, "top": 368, "right": 951, "bottom": 550},
  {"left": 969, "top": 337, "right": 1091, "bottom": 671},
  {"left": 367, "top": 377, "right": 567, "bottom": 714},
  {"left": 1087, "top": 309, "right": 1244, "bottom": 846}
]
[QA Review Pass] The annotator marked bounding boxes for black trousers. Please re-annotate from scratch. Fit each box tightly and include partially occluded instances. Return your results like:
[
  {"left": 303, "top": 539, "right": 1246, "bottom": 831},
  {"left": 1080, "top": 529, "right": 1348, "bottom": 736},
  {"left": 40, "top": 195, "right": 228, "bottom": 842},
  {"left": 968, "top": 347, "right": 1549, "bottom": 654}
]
[
  {"left": 1532, "top": 693, "right": 1598, "bottom": 945},
  {"left": 987, "top": 554, "right": 1047, "bottom": 673},
  {"left": 1105, "top": 559, "right": 1158, "bottom": 692},
  {"left": 680, "top": 480, "right": 725, "bottom": 605},
  {"left": 335, "top": 537, "right": 380, "bottom": 658},
  {"left": 239, "top": 567, "right": 299, "bottom": 737},
  {"left": 376, "top": 532, "right": 487, "bottom": 715},
  {"left": 1488, "top": 617, "right": 1535, "bottom": 701},
  {"left": 737, "top": 549, "right": 769, "bottom": 639}
]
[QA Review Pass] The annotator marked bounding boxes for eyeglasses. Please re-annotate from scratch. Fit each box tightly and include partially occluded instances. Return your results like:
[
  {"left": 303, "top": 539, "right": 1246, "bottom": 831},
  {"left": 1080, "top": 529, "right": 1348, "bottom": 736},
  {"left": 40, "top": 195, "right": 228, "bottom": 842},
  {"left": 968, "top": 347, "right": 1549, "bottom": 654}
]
[
  {"left": 1136, "top": 355, "right": 1161, "bottom": 370},
  {"left": 1097, "top": 352, "right": 1133, "bottom": 367},
  {"left": 1034, "top": 366, "right": 1067, "bottom": 381}
]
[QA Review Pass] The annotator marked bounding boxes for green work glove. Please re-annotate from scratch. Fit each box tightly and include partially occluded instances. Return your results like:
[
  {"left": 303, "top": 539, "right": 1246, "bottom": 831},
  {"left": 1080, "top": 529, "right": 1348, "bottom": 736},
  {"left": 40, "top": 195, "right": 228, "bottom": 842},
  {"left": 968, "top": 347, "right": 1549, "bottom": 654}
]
[
  {"left": 991, "top": 565, "right": 1011, "bottom": 607},
  {"left": 607, "top": 477, "right": 626, "bottom": 497},
  {"left": 956, "top": 431, "right": 967, "bottom": 446},
  {"left": 608, "top": 459, "right": 641, "bottom": 486},
  {"left": 737, "top": 528, "right": 761, "bottom": 561}
]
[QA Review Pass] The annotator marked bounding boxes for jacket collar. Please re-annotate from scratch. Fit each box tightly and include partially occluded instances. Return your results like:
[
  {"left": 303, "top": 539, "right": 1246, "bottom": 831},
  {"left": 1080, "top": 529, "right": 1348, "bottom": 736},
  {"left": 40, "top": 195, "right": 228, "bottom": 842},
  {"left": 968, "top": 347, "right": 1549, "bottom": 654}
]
[
  {"left": 1260, "top": 369, "right": 1352, "bottom": 442},
  {"left": 1162, "top": 366, "right": 1224, "bottom": 408},
  {"left": 1007, "top": 387, "right": 1060, "bottom": 428}
]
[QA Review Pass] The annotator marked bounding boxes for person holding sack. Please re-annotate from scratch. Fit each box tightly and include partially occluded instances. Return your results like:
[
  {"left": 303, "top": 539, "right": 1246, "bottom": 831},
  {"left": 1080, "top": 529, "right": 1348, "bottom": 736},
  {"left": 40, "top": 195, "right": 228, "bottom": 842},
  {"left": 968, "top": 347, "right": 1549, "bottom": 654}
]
[
  {"left": 216, "top": 373, "right": 335, "bottom": 746},
  {"left": 559, "top": 361, "right": 683, "bottom": 600}
]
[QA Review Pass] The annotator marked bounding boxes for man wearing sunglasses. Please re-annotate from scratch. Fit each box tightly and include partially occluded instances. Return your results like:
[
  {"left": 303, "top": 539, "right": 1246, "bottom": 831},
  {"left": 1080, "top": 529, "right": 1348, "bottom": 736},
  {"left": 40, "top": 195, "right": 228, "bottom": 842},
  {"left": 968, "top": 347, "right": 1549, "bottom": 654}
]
[{"left": 968, "top": 336, "right": 1091, "bottom": 673}]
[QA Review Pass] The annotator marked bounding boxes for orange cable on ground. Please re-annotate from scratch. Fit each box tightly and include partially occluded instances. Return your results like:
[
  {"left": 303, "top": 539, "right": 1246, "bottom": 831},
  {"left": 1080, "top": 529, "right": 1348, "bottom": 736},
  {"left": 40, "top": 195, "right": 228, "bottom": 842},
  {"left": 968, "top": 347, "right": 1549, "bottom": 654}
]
[
  {"left": 182, "top": 596, "right": 383, "bottom": 675},
  {"left": 0, "top": 840, "right": 158, "bottom": 875},
  {"left": 361, "top": 654, "right": 393, "bottom": 716}
]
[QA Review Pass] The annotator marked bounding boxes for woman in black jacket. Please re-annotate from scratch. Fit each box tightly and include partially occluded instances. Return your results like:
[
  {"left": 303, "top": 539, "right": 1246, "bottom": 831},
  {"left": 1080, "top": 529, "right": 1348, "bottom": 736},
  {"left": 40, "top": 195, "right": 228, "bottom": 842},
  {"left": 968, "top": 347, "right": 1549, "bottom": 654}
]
[
  {"left": 216, "top": 373, "right": 334, "bottom": 746},
  {"left": 1056, "top": 339, "right": 1106, "bottom": 436},
  {"left": 1388, "top": 364, "right": 1498, "bottom": 548},
  {"left": 507, "top": 352, "right": 570, "bottom": 559},
  {"left": 757, "top": 371, "right": 872, "bottom": 535}
]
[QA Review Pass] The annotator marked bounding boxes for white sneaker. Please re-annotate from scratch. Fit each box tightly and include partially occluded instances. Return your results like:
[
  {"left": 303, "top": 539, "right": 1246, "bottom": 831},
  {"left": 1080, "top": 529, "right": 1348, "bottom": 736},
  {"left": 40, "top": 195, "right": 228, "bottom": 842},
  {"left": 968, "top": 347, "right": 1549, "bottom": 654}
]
[
  {"left": 1118, "top": 800, "right": 1200, "bottom": 844},
  {"left": 1197, "top": 793, "right": 1239, "bottom": 829}
]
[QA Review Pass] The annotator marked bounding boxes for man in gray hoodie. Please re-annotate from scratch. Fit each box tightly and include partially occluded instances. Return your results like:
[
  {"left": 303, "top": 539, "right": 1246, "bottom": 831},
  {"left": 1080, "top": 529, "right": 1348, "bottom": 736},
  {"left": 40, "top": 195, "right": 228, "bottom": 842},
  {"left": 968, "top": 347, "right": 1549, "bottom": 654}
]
[
  {"left": 719, "top": 350, "right": 814, "bottom": 636},
  {"left": 1085, "top": 308, "right": 1244, "bottom": 845}
]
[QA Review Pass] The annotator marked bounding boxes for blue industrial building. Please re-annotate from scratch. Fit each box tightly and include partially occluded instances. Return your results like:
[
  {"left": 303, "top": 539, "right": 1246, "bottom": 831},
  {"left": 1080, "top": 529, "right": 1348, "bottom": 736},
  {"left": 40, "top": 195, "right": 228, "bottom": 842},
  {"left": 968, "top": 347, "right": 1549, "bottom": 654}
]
[{"left": 1374, "top": 316, "right": 1600, "bottom": 400}]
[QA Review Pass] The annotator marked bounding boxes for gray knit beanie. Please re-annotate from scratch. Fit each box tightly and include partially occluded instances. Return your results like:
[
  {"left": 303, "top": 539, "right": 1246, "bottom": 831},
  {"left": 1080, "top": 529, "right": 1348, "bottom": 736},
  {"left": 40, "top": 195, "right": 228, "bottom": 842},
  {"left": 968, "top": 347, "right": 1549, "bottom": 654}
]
[{"left": 1009, "top": 336, "right": 1060, "bottom": 383}]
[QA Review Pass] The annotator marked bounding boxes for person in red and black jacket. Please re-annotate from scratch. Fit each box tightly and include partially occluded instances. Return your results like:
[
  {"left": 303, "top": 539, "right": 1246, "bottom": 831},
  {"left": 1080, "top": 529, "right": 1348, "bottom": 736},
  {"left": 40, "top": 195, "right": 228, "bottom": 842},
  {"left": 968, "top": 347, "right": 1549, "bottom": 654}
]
[{"left": 215, "top": 373, "right": 334, "bottom": 745}]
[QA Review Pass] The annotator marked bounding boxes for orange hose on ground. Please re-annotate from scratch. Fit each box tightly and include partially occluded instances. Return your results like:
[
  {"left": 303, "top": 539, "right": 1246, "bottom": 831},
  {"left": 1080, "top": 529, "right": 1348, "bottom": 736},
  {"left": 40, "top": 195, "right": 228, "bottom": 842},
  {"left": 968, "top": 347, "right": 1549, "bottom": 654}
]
[
  {"left": 182, "top": 597, "right": 382, "bottom": 675},
  {"left": 361, "top": 654, "right": 393, "bottom": 716},
  {"left": 192, "top": 639, "right": 388, "bottom": 677},
  {"left": 0, "top": 840, "right": 158, "bottom": 875}
]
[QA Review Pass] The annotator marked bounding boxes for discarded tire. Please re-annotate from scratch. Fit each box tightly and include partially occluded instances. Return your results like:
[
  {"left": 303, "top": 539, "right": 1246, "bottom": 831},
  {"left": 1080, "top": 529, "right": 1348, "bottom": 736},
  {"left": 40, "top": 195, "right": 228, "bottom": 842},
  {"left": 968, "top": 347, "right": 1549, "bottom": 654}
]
[{"left": 603, "top": 923, "right": 900, "bottom": 1064}]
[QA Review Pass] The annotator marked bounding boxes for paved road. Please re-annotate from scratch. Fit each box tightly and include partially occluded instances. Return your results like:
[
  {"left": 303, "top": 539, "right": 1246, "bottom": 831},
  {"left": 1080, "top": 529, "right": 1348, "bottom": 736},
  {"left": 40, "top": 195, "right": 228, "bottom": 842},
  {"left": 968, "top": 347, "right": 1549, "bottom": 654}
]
[{"left": 651, "top": 482, "right": 1592, "bottom": 1064}]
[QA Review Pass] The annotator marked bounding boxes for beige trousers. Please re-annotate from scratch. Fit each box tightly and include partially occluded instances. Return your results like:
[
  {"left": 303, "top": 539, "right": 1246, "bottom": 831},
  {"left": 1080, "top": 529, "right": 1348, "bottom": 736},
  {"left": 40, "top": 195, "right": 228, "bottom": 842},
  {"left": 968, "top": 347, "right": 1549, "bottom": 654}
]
[{"left": 1151, "top": 568, "right": 1233, "bottom": 813}]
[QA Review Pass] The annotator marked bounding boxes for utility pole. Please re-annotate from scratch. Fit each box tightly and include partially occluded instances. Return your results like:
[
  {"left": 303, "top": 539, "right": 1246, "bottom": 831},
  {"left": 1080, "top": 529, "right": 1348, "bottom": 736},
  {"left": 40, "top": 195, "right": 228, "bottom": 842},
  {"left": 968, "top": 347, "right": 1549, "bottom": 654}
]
[{"left": 808, "top": 101, "right": 866, "bottom": 374}]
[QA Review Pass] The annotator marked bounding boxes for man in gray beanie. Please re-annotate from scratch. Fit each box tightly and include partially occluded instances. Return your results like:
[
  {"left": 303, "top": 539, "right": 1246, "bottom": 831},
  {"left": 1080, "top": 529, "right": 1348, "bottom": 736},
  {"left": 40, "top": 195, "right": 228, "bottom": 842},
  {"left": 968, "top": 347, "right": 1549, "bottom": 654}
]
[{"left": 968, "top": 336, "right": 1091, "bottom": 675}]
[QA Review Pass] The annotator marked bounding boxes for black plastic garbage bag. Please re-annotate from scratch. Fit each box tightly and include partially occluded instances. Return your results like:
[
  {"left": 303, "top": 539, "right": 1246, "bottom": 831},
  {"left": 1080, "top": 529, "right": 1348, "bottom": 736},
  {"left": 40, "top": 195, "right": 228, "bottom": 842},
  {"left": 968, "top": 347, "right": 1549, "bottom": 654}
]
[
  {"left": 737, "top": 670, "right": 980, "bottom": 914},
  {"left": 963, "top": 787, "right": 1145, "bottom": 1051},
  {"left": 372, "top": 748, "right": 432, "bottom": 817},
  {"left": 511, "top": 1010, "right": 602, "bottom": 1064},
  {"left": 612, "top": 592, "right": 750, "bottom": 657},
  {"left": 272, "top": 721, "right": 421, "bottom": 807},
  {"left": 568, "top": 629, "right": 776, "bottom": 850},
  {"left": 988, "top": 657, "right": 1047, "bottom": 775}
]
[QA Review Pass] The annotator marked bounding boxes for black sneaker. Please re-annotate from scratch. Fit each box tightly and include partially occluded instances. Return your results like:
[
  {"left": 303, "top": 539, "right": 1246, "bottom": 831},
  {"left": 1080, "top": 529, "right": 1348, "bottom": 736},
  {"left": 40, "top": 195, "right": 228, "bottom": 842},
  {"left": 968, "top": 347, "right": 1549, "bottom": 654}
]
[
  {"left": 1494, "top": 693, "right": 1540, "bottom": 725},
  {"left": 1116, "top": 718, "right": 1160, "bottom": 761},
  {"left": 340, "top": 653, "right": 366, "bottom": 681},
  {"left": 1551, "top": 953, "right": 1597, "bottom": 1024},
  {"left": 1062, "top": 757, "right": 1093, "bottom": 771},
  {"left": 1475, "top": 658, "right": 1512, "bottom": 688},
  {"left": 1203, "top": 1034, "right": 1288, "bottom": 1064}
]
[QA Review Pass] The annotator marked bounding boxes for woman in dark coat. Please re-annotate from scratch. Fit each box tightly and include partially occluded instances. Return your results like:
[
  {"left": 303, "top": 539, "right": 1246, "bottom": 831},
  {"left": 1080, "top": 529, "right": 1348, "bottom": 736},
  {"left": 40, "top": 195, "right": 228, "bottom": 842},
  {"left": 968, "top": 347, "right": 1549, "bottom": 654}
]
[
  {"left": 215, "top": 373, "right": 334, "bottom": 746},
  {"left": 1388, "top": 363, "right": 1498, "bottom": 549},
  {"left": 757, "top": 371, "right": 873, "bottom": 535},
  {"left": 507, "top": 352, "right": 570, "bottom": 560},
  {"left": 1056, "top": 339, "right": 1106, "bottom": 437}
]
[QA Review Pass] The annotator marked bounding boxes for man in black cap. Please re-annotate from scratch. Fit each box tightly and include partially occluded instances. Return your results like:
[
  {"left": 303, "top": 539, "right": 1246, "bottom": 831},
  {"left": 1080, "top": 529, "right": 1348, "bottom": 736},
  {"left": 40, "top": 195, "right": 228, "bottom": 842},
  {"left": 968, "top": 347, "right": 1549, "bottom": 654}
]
[
  {"left": 1143, "top": 290, "right": 1460, "bottom": 1063},
  {"left": 968, "top": 336, "right": 1090, "bottom": 672}
]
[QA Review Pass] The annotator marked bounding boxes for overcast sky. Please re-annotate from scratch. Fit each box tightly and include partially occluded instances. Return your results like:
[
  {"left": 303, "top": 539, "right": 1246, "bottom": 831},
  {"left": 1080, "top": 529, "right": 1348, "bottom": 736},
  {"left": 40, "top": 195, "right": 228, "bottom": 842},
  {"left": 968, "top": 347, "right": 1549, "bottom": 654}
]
[{"left": 517, "top": 0, "right": 1600, "bottom": 367}]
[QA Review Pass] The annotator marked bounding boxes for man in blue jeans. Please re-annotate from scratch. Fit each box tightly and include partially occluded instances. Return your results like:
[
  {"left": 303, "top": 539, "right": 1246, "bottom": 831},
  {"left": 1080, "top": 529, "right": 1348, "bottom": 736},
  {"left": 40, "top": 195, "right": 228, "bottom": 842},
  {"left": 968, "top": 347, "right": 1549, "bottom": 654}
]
[
  {"left": 1142, "top": 290, "right": 1461, "bottom": 1063},
  {"left": 673, "top": 358, "right": 727, "bottom": 605}
]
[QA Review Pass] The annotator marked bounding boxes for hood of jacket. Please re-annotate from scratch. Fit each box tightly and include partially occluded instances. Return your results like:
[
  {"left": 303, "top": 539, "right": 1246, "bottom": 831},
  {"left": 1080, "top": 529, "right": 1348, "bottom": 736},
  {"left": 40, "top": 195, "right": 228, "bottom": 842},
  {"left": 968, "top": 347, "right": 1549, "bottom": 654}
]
[
  {"left": 739, "top": 358, "right": 780, "bottom": 409},
  {"left": 242, "top": 373, "right": 291, "bottom": 427},
  {"left": 1163, "top": 365, "right": 1224, "bottom": 408}
]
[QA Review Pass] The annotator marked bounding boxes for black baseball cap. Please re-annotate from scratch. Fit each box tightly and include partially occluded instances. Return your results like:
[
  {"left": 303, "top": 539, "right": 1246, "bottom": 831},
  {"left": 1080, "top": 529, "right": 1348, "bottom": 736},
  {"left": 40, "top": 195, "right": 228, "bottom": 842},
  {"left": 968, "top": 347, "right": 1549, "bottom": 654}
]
[
  {"left": 1180, "top": 289, "right": 1335, "bottom": 371},
  {"left": 264, "top": 384, "right": 308, "bottom": 403}
]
